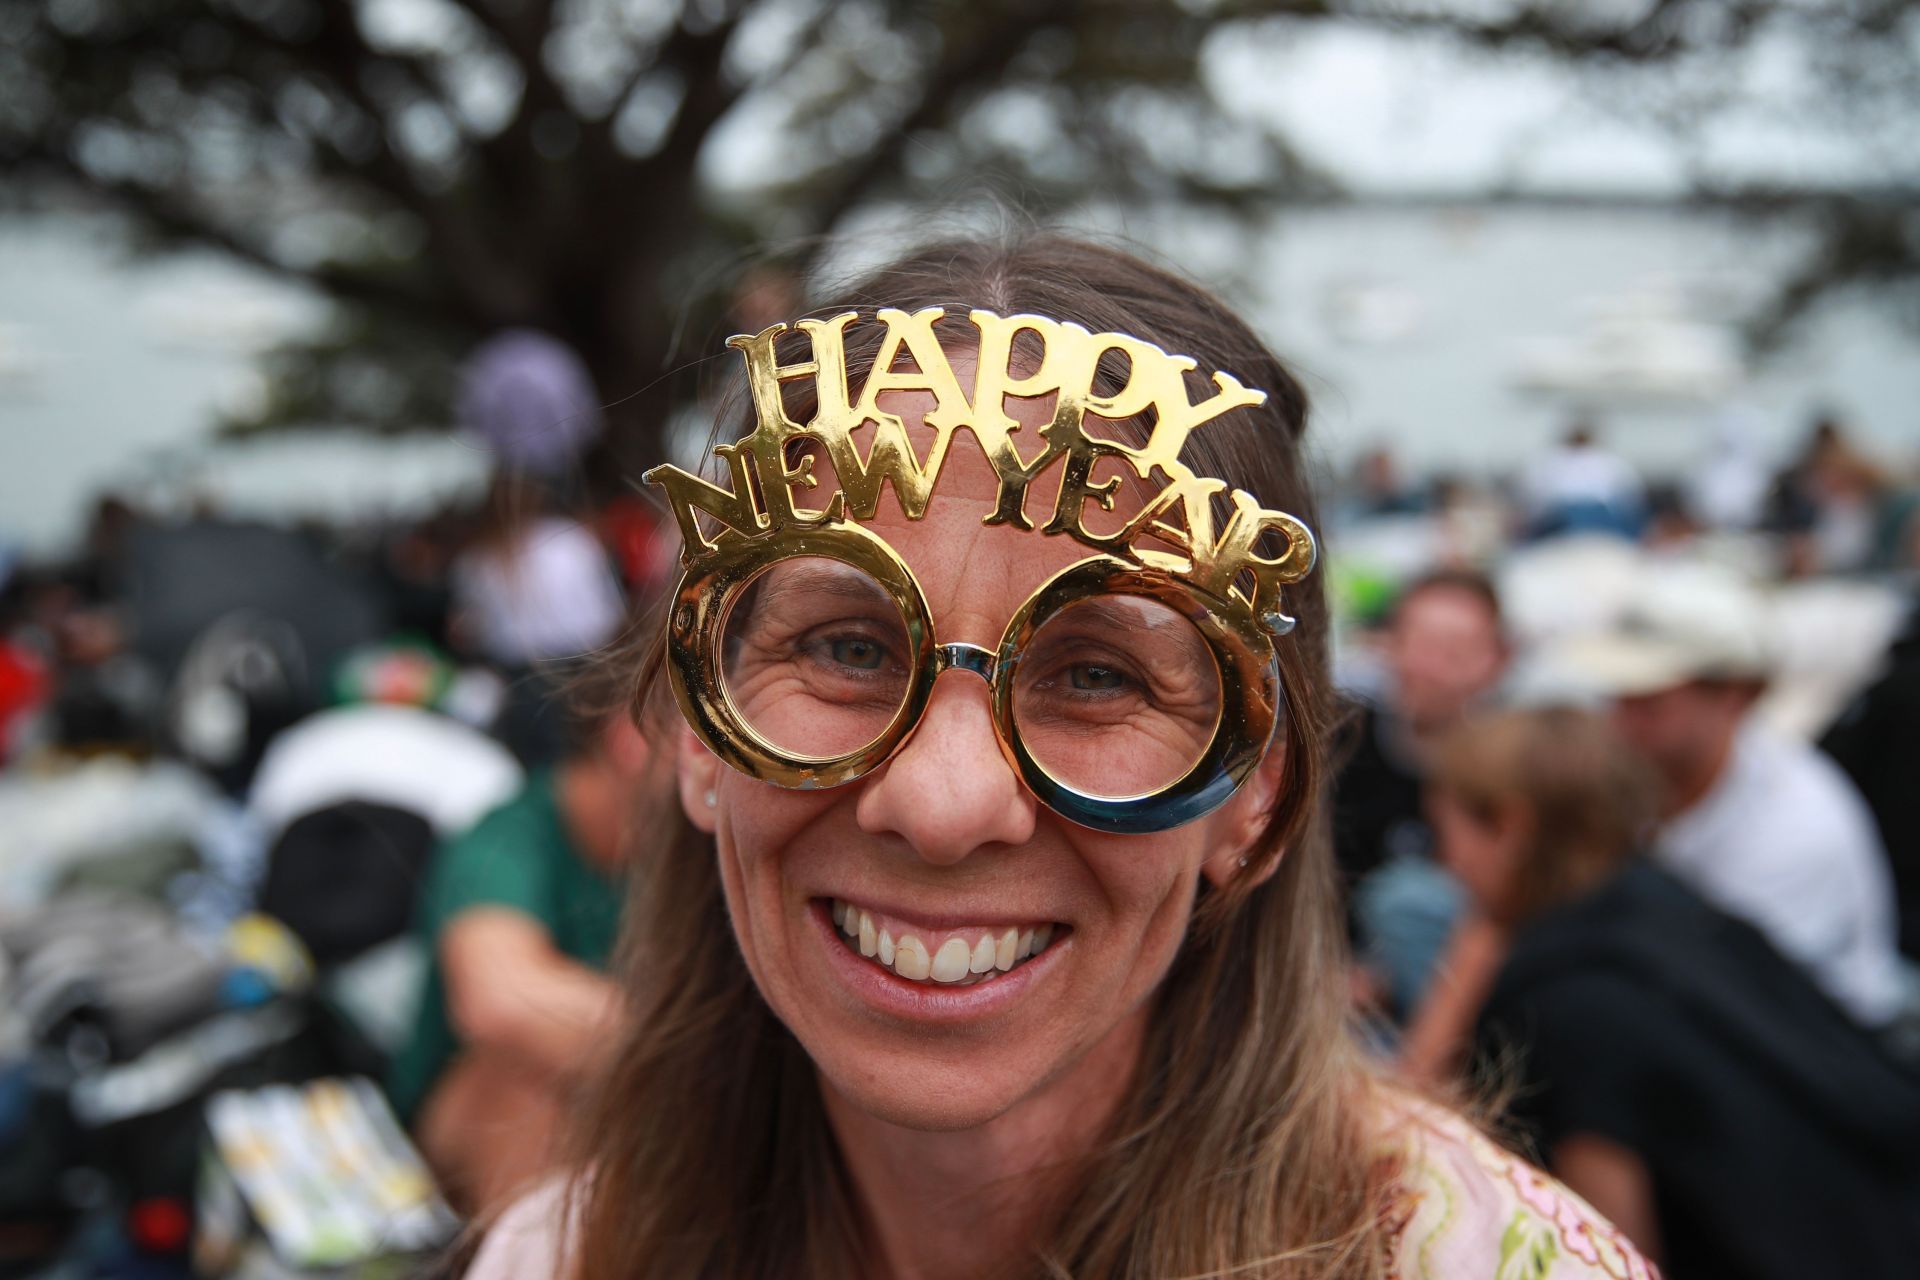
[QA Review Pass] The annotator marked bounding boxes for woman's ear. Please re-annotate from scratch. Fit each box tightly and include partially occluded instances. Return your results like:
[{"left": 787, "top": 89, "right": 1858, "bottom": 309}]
[
  {"left": 677, "top": 725, "right": 722, "bottom": 834},
  {"left": 1201, "top": 742, "right": 1288, "bottom": 890}
]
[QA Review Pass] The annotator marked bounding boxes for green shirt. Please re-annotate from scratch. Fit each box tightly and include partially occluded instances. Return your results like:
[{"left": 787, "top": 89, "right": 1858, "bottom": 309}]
[{"left": 385, "top": 771, "right": 623, "bottom": 1123}]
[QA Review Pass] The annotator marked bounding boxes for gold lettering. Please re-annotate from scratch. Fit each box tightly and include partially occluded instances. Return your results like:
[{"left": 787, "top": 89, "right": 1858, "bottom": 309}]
[
  {"left": 1113, "top": 471, "right": 1227, "bottom": 567},
  {"left": 643, "top": 444, "right": 765, "bottom": 552},
  {"left": 1143, "top": 371, "right": 1266, "bottom": 458},
  {"left": 798, "top": 312, "right": 858, "bottom": 423},
  {"left": 824, "top": 308, "right": 965, "bottom": 518},
  {"left": 967, "top": 311, "right": 1078, "bottom": 527},
  {"left": 727, "top": 322, "right": 812, "bottom": 438},
  {"left": 647, "top": 307, "right": 1315, "bottom": 635},
  {"left": 1041, "top": 437, "right": 1128, "bottom": 540},
  {"left": 1191, "top": 491, "right": 1317, "bottom": 630}
]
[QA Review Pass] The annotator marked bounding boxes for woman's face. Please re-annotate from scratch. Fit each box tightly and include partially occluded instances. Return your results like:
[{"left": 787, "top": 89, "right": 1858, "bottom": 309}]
[{"left": 678, "top": 376, "right": 1279, "bottom": 1132}]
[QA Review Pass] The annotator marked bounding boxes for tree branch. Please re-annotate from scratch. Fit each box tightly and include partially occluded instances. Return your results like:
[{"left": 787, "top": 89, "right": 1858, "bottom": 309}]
[
  {"left": 633, "top": 4, "right": 754, "bottom": 173},
  {"left": 447, "top": 0, "right": 570, "bottom": 118},
  {"left": 15, "top": 139, "right": 467, "bottom": 330},
  {"left": 799, "top": 0, "right": 1079, "bottom": 260}
]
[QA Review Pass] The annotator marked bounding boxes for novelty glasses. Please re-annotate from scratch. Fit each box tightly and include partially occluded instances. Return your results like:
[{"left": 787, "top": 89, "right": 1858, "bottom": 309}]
[{"left": 646, "top": 307, "right": 1317, "bottom": 834}]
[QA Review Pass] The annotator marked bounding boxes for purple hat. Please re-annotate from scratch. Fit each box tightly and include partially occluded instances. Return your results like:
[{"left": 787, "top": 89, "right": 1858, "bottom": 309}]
[{"left": 456, "top": 329, "right": 603, "bottom": 475}]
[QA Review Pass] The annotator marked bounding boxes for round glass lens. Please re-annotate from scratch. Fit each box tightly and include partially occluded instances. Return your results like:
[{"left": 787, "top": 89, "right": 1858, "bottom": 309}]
[
  {"left": 1011, "top": 594, "right": 1223, "bottom": 800},
  {"left": 719, "top": 556, "right": 915, "bottom": 761}
]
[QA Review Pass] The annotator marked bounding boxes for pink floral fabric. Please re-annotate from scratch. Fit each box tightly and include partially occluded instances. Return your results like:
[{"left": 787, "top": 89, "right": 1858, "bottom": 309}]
[
  {"left": 471, "top": 1106, "right": 1660, "bottom": 1279},
  {"left": 1386, "top": 1103, "right": 1659, "bottom": 1280}
]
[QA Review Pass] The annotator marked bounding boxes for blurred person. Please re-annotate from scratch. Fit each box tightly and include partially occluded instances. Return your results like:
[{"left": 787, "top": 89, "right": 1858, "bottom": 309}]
[
  {"left": 1520, "top": 420, "right": 1645, "bottom": 541},
  {"left": 387, "top": 693, "right": 653, "bottom": 1216},
  {"left": 0, "top": 635, "right": 44, "bottom": 762},
  {"left": 1415, "top": 707, "right": 1920, "bottom": 1277},
  {"left": 1558, "top": 568, "right": 1906, "bottom": 1028},
  {"left": 0, "top": 563, "right": 49, "bottom": 762},
  {"left": 583, "top": 444, "right": 675, "bottom": 602},
  {"left": 1639, "top": 482, "right": 1702, "bottom": 553},
  {"left": 1686, "top": 406, "right": 1770, "bottom": 531},
  {"left": 1427, "top": 473, "right": 1511, "bottom": 566},
  {"left": 1822, "top": 593, "right": 1920, "bottom": 957},
  {"left": 1347, "top": 444, "right": 1426, "bottom": 518},
  {"left": 76, "top": 494, "right": 137, "bottom": 600},
  {"left": 375, "top": 512, "right": 462, "bottom": 654},
  {"left": 32, "top": 571, "right": 157, "bottom": 755},
  {"left": 1802, "top": 435, "right": 1912, "bottom": 573},
  {"left": 1781, "top": 416, "right": 1873, "bottom": 571},
  {"left": 451, "top": 472, "right": 625, "bottom": 671},
  {"left": 13, "top": 514, "right": 132, "bottom": 734},
  {"left": 1766, "top": 413, "right": 1919, "bottom": 575},
  {"left": 451, "top": 332, "right": 627, "bottom": 765},
  {"left": 1333, "top": 569, "right": 1509, "bottom": 1019},
  {"left": 1763, "top": 414, "right": 1835, "bottom": 572}
]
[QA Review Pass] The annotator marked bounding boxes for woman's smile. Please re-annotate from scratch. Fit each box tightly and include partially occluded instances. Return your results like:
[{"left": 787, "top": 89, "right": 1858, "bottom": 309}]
[
  {"left": 804, "top": 891, "right": 1077, "bottom": 1026},
  {"left": 826, "top": 897, "right": 1061, "bottom": 984},
  {"left": 825, "top": 898, "right": 1067, "bottom": 990}
]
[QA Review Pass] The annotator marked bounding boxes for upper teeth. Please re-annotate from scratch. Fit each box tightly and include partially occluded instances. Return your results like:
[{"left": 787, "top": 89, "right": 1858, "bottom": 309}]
[{"left": 831, "top": 899, "right": 1055, "bottom": 985}]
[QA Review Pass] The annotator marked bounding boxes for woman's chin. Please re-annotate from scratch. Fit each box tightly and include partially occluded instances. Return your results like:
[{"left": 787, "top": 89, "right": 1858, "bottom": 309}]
[{"left": 817, "top": 1056, "right": 1039, "bottom": 1133}]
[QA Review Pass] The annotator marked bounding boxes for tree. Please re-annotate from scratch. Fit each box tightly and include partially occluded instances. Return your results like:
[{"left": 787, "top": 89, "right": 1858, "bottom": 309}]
[{"left": 3, "top": 0, "right": 1912, "bottom": 464}]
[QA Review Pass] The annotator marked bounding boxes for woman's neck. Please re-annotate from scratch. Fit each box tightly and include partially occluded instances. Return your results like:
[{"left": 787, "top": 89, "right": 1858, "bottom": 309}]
[{"left": 822, "top": 1007, "right": 1148, "bottom": 1280}]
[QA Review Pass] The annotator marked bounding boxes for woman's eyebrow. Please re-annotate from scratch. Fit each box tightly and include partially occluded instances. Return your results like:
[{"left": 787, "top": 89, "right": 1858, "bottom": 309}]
[
  {"left": 759, "top": 564, "right": 892, "bottom": 606},
  {"left": 1049, "top": 596, "right": 1191, "bottom": 635}
]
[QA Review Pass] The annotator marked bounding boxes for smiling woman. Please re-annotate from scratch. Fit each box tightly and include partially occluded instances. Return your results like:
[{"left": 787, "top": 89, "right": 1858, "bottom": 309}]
[{"left": 463, "top": 235, "right": 1654, "bottom": 1280}]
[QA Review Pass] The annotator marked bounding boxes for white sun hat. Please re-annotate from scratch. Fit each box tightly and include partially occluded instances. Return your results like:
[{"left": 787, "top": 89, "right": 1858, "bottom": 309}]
[{"left": 1546, "top": 560, "right": 1772, "bottom": 699}]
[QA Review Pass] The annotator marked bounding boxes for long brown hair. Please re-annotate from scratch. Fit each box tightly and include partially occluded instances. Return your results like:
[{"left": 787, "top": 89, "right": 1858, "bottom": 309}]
[{"left": 566, "top": 235, "right": 1397, "bottom": 1278}]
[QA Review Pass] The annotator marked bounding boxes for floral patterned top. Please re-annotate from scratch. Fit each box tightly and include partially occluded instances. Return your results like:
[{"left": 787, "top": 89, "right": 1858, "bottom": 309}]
[
  {"left": 1385, "top": 1103, "right": 1658, "bottom": 1280},
  {"left": 469, "top": 1106, "right": 1659, "bottom": 1279}
]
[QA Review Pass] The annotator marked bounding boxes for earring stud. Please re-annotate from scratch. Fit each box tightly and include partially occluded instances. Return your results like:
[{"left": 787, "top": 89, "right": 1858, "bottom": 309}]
[{"left": 704, "top": 789, "right": 717, "bottom": 808}]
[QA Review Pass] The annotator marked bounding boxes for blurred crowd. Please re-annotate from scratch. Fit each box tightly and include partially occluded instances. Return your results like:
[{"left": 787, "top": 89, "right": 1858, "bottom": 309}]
[
  {"left": 1329, "top": 415, "right": 1920, "bottom": 1274},
  {"left": 2, "top": 335, "right": 1918, "bottom": 1277},
  {"left": 0, "top": 333, "right": 672, "bottom": 1277}
]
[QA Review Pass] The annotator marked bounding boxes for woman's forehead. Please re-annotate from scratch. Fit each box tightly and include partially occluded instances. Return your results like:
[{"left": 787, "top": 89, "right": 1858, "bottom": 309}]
[{"left": 850, "top": 384, "right": 1099, "bottom": 640}]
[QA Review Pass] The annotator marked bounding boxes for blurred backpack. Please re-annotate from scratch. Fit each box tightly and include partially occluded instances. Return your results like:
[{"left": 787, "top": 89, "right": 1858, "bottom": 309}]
[{"left": 258, "top": 801, "right": 437, "bottom": 969}]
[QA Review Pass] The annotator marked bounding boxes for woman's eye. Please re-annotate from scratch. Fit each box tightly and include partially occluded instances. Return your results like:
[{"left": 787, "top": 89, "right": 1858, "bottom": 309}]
[
  {"left": 827, "top": 636, "right": 885, "bottom": 670},
  {"left": 1069, "top": 664, "right": 1128, "bottom": 692}
]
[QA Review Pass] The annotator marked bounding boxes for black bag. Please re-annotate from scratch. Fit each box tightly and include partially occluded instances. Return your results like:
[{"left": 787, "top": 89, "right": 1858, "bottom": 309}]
[{"left": 258, "top": 801, "right": 436, "bottom": 968}]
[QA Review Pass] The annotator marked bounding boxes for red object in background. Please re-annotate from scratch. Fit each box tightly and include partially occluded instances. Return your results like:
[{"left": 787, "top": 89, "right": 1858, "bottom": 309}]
[
  {"left": 128, "top": 1196, "right": 192, "bottom": 1253},
  {"left": 0, "top": 642, "right": 47, "bottom": 757},
  {"left": 600, "top": 494, "right": 669, "bottom": 596}
]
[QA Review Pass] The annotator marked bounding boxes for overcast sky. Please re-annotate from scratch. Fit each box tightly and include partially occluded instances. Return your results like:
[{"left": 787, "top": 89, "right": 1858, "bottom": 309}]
[{"left": 1203, "top": 17, "right": 1913, "bottom": 197}]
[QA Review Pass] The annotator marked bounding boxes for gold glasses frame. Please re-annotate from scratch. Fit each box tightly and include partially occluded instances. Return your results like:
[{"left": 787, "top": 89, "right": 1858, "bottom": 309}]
[{"left": 665, "top": 519, "right": 1284, "bottom": 834}]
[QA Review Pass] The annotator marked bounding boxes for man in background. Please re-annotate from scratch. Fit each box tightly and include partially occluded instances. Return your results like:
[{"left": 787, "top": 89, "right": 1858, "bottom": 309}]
[
  {"left": 1333, "top": 569, "right": 1510, "bottom": 1019},
  {"left": 1521, "top": 421, "right": 1646, "bottom": 541},
  {"left": 1560, "top": 569, "right": 1905, "bottom": 1029},
  {"left": 388, "top": 692, "right": 654, "bottom": 1214}
]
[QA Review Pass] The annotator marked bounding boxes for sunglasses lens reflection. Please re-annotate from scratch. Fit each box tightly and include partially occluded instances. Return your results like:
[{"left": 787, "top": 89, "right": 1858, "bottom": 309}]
[
  {"left": 1012, "top": 595, "right": 1222, "bottom": 800},
  {"left": 720, "top": 557, "right": 914, "bottom": 760}
]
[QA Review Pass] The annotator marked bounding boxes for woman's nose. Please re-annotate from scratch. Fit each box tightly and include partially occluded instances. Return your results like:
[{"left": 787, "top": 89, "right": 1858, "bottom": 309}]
[{"left": 854, "top": 673, "right": 1037, "bottom": 864}]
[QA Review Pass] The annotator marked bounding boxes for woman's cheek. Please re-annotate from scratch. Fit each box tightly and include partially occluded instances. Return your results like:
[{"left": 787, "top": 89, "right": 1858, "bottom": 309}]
[
  {"left": 1080, "top": 837, "right": 1207, "bottom": 965},
  {"left": 721, "top": 785, "right": 826, "bottom": 868},
  {"left": 709, "top": 794, "right": 810, "bottom": 950}
]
